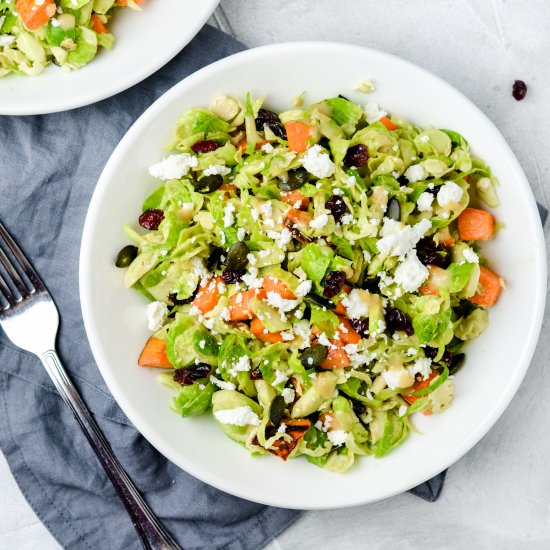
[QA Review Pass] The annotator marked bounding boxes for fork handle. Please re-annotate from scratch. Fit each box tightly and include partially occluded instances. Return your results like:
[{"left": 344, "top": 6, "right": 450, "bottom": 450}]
[{"left": 41, "top": 350, "right": 182, "bottom": 550}]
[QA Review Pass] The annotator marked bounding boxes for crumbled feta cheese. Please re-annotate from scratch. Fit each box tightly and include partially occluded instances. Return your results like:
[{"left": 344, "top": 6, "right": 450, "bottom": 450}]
[
  {"left": 146, "top": 301, "right": 168, "bottom": 331},
  {"left": 332, "top": 187, "right": 344, "bottom": 196},
  {"left": 199, "top": 340, "right": 206, "bottom": 350},
  {"left": 437, "top": 182, "right": 463, "bottom": 207},
  {"left": 343, "top": 175, "right": 356, "bottom": 188},
  {"left": 363, "top": 250, "right": 372, "bottom": 262},
  {"left": 209, "top": 376, "right": 236, "bottom": 391},
  {"left": 302, "top": 145, "right": 336, "bottom": 178},
  {"left": 317, "top": 332, "right": 332, "bottom": 347},
  {"left": 394, "top": 251, "right": 430, "bottom": 293},
  {"left": 419, "top": 134, "right": 430, "bottom": 143},
  {"left": 340, "top": 214, "right": 354, "bottom": 225},
  {"left": 261, "top": 142, "right": 275, "bottom": 153},
  {"left": 398, "top": 405, "right": 408, "bottom": 417},
  {"left": 266, "top": 292, "right": 300, "bottom": 313},
  {"left": 149, "top": 153, "right": 198, "bottom": 180},
  {"left": 407, "top": 357, "right": 432, "bottom": 380},
  {"left": 341, "top": 289, "right": 369, "bottom": 319},
  {"left": 203, "top": 164, "right": 231, "bottom": 177},
  {"left": 277, "top": 423, "right": 287, "bottom": 433},
  {"left": 327, "top": 430, "right": 348, "bottom": 447},
  {"left": 417, "top": 192, "right": 434, "bottom": 212},
  {"left": 406, "top": 347, "right": 417, "bottom": 357},
  {"left": 293, "top": 320, "right": 312, "bottom": 348},
  {"left": 220, "top": 307, "right": 231, "bottom": 321},
  {"left": 281, "top": 387, "right": 295, "bottom": 404},
  {"left": 382, "top": 368, "right": 414, "bottom": 390},
  {"left": 353, "top": 79, "right": 375, "bottom": 94},
  {"left": 237, "top": 227, "right": 246, "bottom": 241},
  {"left": 228, "top": 355, "right": 252, "bottom": 377},
  {"left": 266, "top": 228, "right": 292, "bottom": 250},
  {"left": 309, "top": 213, "right": 329, "bottom": 230},
  {"left": 260, "top": 201, "right": 273, "bottom": 218},
  {"left": 364, "top": 102, "right": 387, "bottom": 124},
  {"left": 214, "top": 406, "right": 260, "bottom": 426},
  {"left": 295, "top": 280, "right": 313, "bottom": 297},
  {"left": 258, "top": 250, "right": 271, "bottom": 258},
  {"left": 281, "top": 331, "right": 295, "bottom": 341},
  {"left": 272, "top": 370, "right": 288, "bottom": 386},
  {"left": 463, "top": 248, "right": 479, "bottom": 264},
  {"left": 223, "top": 203, "right": 236, "bottom": 228},
  {"left": 292, "top": 200, "right": 302, "bottom": 209},
  {"left": 246, "top": 253, "right": 257, "bottom": 266},
  {"left": 376, "top": 218, "right": 432, "bottom": 259},
  {"left": 404, "top": 163, "right": 427, "bottom": 183},
  {"left": 241, "top": 267, "right": 264, "bottom": 289}
]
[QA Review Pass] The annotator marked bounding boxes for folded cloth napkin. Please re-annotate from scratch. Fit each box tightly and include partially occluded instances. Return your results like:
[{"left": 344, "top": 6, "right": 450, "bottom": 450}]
[{"left": 2, "top": 24, "right": 534, "bottom": 550}]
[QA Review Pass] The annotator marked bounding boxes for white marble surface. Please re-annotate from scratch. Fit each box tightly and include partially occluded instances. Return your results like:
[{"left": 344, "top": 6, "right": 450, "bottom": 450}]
[{"left": 2, "top": 1, "right": 549, "bottom": 548}]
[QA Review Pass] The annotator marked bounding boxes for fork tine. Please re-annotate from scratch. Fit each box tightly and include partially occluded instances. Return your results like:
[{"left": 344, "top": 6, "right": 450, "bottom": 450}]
[
  {"left": 0, "top": 240, "right": 30, "bottom": 298},
  {"left": 0, "top": 221, "right": 44, "bottom": 292},
  {"left": 0, "top": 271, "right": 15, "bottom": 309}
]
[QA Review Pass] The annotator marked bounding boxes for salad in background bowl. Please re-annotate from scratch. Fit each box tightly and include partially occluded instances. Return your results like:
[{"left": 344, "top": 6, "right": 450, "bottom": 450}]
[
  {"left": 80, "top": 43, "right": 545, "bottom": 508},
  {"left": 116, "top": 93, "right": 504, "bottom": 472}
]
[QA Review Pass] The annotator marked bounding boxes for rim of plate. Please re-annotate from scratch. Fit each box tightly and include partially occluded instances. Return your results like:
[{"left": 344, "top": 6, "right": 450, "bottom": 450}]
[
  {"left": 80, "top": 42, "right": 547, "bottom": 509},
  {"left": 0, "top": 0, "right": 219, "bottom": 115}
]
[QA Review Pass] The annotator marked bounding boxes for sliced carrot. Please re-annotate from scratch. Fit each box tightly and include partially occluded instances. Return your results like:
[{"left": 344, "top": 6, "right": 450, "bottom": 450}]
[
  {"left": 285, "top": 208, "right": 313, "bottom": 228},
  {"left": 334, "top": 285, "right": 352, "bottom": 315},
  {"left": 337, "top": 316, "right": 361, "bottom": 345},
  {"left": 16, "top": 0, "right": 55, "bottom": 30},
  {"left": 457, "top": 208, "right": 495, "bottom": 241},
  {"left": 379, "top": 116, "right": 400, "bottom": 131},
  {"left": 281, "top": 191, "right": 310, "bottom": 210},
  {"left": 404, "top": 371, "right": 437, "bottom": 415},
  {"left": 320, "top": 346, "right": 350, "bottom": 369},
  {"left": 263, "top": 276, "right": 296, "bottom": 299},
  {"left": 229, "top": 289, "right": 266, "bottom": 321},
  {"left": 284, "top": 121, "right": 314, "bottom": 153},
  {"left": 263, "top": 418, "right": 311, "bottom": 460},
  {"left": 192, "top": 276, "right": 223, "bottom": 314},
  {"left": 91, "top": 14, "right": 108, "bottom": 34},
  {"left": 117, "top": 0, "right": 143, "bottom": 6},
  {"left": 250, "top": 318, "right": 284, "bottom": 343},
  {"left": 419, "top": 265, "right": 448, "bottom": 296},
  {"left": 469, "top": 266, "right": 502, "bottom": 308},
  {"left": 238, "top": 139, "right": 267, "bottom": 153},
  {"left": 138, "top": 337, "right": 173, "bottom": 368}
]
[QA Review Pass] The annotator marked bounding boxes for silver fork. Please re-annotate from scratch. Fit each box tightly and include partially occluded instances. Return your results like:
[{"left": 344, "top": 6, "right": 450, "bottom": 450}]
[{"left": 0, "top": 221, "right": 182, "bottom": 550}]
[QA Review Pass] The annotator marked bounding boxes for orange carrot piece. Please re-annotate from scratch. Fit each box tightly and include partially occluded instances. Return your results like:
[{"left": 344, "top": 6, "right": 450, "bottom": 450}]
[
  {"left": 16, "top": 0, "right": 55, "bottom": 30},
  {"left": 238, "top": 139, "right": 267, "bottom": 153},
  {"left": 285, "top": 208, "right": 313, "bottom": 228},
  {"left": 117, "top": 0, "right": 143, "bottom": 6},
  {"left": 379, "top": 116, "right": 400, "bottom": 131},
  {"left": 263, "top": 276, "right": 296, "bottom": 299},
  {"left": 138, "top": 337, "right": 173, "bottom": 368},
  {"left": 268, "top": 418, "right": 311, "bottom": 460},
  {"left": 337, "top": 317, "right": 361, "bottom": 345},
  {"left": 250, "top": 318, "right": 284, "bottom": 343},
  {"left": 91, "top": 14, "right": 108, "bottom": 34},
  {"left": 192, "top": 276, "right": 222, "bottom": 314},
  {"left": 320, "top": 346, "right": 350, "bottom": 369},
  {"left": 404, "top": 371, "right": 437, "bottom": 415},
  {"left": 334, "top": 285, "right": 351, "bottom": 315},
  {"left": 281, "top": 191, "right": 310, "bottom": 209},
  {"left": 469, "top": 266, "right": 502, "bottom": 307},
  {"left": 457, "top": 208, "right": 495, "bottom": 241},
  {"left": 284, "top": 121, "right": 314, "bottom": 153},
  {"left": 229, "top": 289, "right": 266, "bottom": 321}
]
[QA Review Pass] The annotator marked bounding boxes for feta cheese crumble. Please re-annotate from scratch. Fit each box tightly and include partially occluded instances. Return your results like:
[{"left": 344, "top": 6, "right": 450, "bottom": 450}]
[
  {"left": 462, "top": 248, "right": 479, "bottom": 264},
  {"left": 327, "top": 430, "right": 348, "bottom": 447},
  {"left": 228, "top": 355, "right": 251, "bottom": 377},
  {"left": 302, "top": 145, "right": 336, "bottom": 178},
  {"left": 437, "top": 182, "right": 463, "bottom": 207},
  {"left": 209, "top": 376, "right": 236, "bottom": 391},
  {"left": 0, "top": 35, "right": 15, "bottom": 48},
  {"left": 203, "top": 164, "right": 231, "bottom": 177},
  {"left": 382, "top": 368, "right": 414, "bottom": 390},
  {"left": 404, "top": 163, "right": 427, "bottom": 183},
  {"left": 309, "top": 213, "right": 329, "bottom": 230},
  {"left": 394, "top": 252, "right": 430, "bottom": 292},
  {"left": 295, "top": 279, "right": 313, "bottom": 297},
  {"left": 261, "top": 143, "right": 274, "bottom": 153},
  {"left": 364, "top": 102, "right": 387, "bottom": 124},
  {"left": 223, "top": 203, "right": 236, "bottom": 227},
  {"left": 417, "top": 192, "right": 434, "bottom": 212},
  {"left": 341, "top": 289, "right": 369, "bottom": 319},
  {"left": 376, "top": 218, "right": 432, "bottom": 259},
  {"left": 214, "top": 406, "right": 260, "bottom": 426},
  {"left": 281, "top": 387, "right": 295, "bottom": 404},
  {"left": 266, "top": 292, "right": 300, "bottom": 313},
  {"left": 146, "top": 301, "right": 168, "bottom": 331},
  {"left": 149, "top": 153, "right": 198, "bottom": 180},
  {"left": 407, "top": 357, "right": 432, "bottom": 380}
]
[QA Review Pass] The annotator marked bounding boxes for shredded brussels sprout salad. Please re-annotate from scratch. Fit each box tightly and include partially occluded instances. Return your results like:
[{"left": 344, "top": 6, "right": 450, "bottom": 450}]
[
  {"left": 116, "top": 92, "right": 504, "bottom": 472},
  {"left": 0, "top": 0, "right": 142, "bottom": 77}
]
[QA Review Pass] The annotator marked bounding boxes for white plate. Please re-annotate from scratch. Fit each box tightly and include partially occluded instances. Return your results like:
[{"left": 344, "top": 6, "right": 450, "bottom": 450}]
[
  {"left": 0, "top": 0, "right": 219, "bottom": 115},
  {"left": 80, "top": 43, "right": 546, "bottom": 509}
]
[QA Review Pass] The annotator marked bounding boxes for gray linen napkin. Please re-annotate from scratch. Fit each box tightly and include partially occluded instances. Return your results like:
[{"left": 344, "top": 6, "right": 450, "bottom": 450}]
[{"left": 1, "top": 24, "right": 540, "bottom": 549}]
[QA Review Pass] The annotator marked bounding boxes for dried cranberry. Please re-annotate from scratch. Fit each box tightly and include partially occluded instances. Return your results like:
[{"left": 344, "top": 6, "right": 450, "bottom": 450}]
[
  {"left": 173, "top": 363, "right": 212, "bottom": 385},
  {"left": 325, "top": 195, "right": 347, "bottom": 223},
  {"left": 416, "top": 238, "right": 450, "bottom": 269},
  {"left": 168, "top": 288, "right": 197, "bottom": 306},
  {"left": 255, "top": 108, "right": 280, "bottom": 129},
  {"left": 350, "top": 318, "right": 369, "bottom": 337},
  {"left": 351, "top": 399, "right": 366, "bottom": 416},
  {"left": 222, "top": 270, "right": 242, "bottom": 284},
  {"left": 191, "top": 140, "right": 219, "bottom": 154},
  {"left": 385, "top": 308, "right": 414, "bottom": 336},
  {"left": 397, "top": 175, "right": 409, "bottom": 187},
  {"left": 362, "top": 277, "right": 380, "bottom": 294},
  {"left": 139, "top": 209, "right": 164, "bottom": 230},
  {"left": 512, "top": 80, "right": 527, "bottom": 101},
  {"left": 343, "top": 144, "right": 368, "bottom": 168},
  {"left": 250, "top": 368, "right": 263, "bottom": 380},
  {"left": 323, "top": 271, "right": 347, "bottom": 298}
]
